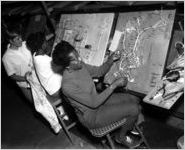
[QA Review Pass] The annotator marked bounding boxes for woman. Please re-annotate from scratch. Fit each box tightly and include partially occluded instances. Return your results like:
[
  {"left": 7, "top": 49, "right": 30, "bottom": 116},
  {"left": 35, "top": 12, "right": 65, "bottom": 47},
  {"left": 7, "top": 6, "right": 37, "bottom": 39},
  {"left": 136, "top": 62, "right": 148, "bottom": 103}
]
[
  {"left": 26, "top": 32, "right": 62, "bottom": 98},
  {"left": 52, "top": 41, "right": 142, "bottom": 148},
  {"left": 2, "top": 25, "right": 33, "bottom": 103}
]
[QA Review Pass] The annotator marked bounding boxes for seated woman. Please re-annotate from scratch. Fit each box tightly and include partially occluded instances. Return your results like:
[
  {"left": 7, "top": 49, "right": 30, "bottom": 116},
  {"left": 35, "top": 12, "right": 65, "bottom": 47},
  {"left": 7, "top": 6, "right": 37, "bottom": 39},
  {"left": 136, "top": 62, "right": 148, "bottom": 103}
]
[
  {"left": 162, "top": 71, "right": 183, "bottom": 99},
  {"left": 52, "top": 41, "right": 143, "bottom": 148},
  {"left": 148, "top": 71, "right": 183, "bottom": 101},
  {"left": 26, "top": 32, "right": 68, "bottom": 123},
  {"left": 144, "top": 40, "right": 184, "bottom": 109},
  {"left": 167, "top": 41, "right": 184, "bottom": 71},
  {"left": 26, "top": 32, "right": 62, "bottom": 99}
]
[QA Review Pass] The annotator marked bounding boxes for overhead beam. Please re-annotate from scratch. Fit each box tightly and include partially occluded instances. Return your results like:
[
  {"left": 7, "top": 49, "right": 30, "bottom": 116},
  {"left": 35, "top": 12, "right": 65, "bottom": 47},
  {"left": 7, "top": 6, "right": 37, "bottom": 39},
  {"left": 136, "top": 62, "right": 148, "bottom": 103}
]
[
  {"left": 52, "top": 1, "right": 73, "bottom": 9},
  {"left": 41, "top": 1, "right": 55, "bottom": 33},
  {"left": 97, "top": 1, "right": 136, "bottom": 7},
  {"left": 73, "top": 1, "right": 91, "bottom": 11}
]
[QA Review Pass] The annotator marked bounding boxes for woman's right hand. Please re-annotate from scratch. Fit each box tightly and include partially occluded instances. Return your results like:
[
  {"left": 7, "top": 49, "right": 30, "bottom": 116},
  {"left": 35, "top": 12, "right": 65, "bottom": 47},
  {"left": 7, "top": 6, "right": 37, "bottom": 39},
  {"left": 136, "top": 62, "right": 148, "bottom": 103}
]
[
  {"left": 111, "top": 77, "right": 128, "bottom": 88},
  {"left": 25, "top": 71, "right": 32, "bottom": 81}
]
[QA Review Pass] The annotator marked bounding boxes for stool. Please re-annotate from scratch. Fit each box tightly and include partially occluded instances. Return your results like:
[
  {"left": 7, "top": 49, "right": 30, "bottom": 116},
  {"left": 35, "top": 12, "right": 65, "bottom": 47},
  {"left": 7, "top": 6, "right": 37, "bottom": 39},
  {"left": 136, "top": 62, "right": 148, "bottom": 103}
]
[
  {"left": 134, "top": 124, "right": 150, "bottom": 148},
  {"left": 90, "top": 118, "right": 127, "bottom": 148},
  {"left": 51, "top": 99, "right": 77, "bottom": 144},
  {"left": 90, "top": 118, "right": 150, "bottom": 149}
]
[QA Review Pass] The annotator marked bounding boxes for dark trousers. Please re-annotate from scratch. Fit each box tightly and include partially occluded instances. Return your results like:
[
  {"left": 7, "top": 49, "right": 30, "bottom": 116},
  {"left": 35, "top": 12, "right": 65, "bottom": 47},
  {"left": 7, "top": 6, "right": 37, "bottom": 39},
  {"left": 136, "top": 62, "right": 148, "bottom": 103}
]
[{"left": 83, "top": 93, "right": 141, "bottom": 135}]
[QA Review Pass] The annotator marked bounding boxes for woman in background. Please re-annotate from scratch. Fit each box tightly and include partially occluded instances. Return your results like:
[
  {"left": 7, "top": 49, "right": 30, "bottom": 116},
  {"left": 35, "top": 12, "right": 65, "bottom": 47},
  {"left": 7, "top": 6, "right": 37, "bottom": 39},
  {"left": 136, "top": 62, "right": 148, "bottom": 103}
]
[{"left": 2, "top": 25, "right": 33, "bottom": 103}]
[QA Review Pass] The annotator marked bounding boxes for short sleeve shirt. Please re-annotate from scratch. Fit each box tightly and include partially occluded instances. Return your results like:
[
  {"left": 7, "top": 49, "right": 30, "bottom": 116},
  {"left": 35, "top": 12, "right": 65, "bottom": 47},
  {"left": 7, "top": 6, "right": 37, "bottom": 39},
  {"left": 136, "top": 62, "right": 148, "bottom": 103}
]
[
  {"left": 33, "top": 54, "right": 62, "bottom": 95},
  {"left": 2, "top": 42, "right": 33, "bottom": 88}
]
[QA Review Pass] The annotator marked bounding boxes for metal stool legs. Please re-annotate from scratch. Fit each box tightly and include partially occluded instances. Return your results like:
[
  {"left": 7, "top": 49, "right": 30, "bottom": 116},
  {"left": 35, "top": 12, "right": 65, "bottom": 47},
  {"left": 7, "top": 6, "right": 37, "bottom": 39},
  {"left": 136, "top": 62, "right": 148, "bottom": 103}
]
[
  {"left": 53, "top": 103, "right": 76, "bottom": 145},
  {"left": 55, "top": 109, "right": 76, "bottom": 144},
  {"left": 106, "top": 133, "right": 115, "bottom": 149},
  {"left": 135, "top": 124, "right": 150, "bottom": 148}
]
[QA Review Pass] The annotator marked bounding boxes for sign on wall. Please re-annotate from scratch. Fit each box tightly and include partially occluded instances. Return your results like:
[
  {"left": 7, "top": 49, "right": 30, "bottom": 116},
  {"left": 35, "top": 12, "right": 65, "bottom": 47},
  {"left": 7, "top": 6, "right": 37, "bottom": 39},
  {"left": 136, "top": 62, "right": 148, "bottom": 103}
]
[
  {"left": 104, "top": 10, "right": 176, "bottom": 94},
  {"left": 54, "top": 13, "right": 114, "bottom": 66}
]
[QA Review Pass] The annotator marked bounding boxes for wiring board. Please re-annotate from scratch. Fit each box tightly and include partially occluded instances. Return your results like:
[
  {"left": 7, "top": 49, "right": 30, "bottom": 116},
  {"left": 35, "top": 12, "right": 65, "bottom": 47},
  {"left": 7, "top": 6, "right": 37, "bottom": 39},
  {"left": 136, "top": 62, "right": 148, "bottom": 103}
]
[
  {"left": 104, "top": 10, "right": 176, "bottom": 94},
  {"left": 54, "top": 13, "right": 114, "bottom": 66}
]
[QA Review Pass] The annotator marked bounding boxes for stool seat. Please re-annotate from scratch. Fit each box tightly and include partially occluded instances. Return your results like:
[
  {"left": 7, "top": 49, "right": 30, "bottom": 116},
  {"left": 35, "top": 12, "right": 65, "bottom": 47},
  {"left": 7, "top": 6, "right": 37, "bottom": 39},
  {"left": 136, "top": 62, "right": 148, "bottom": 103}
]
[
  {"left": 90, "top": 118, "right": 127, "bottom": 137},
  {"left": 89, "top": 118, "right": 150, "bottom": 149}
]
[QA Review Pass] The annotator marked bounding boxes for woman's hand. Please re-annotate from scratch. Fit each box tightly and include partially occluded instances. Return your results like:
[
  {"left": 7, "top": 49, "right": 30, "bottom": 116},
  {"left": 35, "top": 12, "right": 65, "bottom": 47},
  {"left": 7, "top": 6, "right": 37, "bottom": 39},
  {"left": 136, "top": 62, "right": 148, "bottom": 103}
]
[
  {"left": 109, "top": 51, "right": 121, "bottom": 62},
  {"left": 111, "top": 77, "right": 128, "bottom": 89},
  {"left": 25, "top": 71, "right": 32, "bottom": 81}
]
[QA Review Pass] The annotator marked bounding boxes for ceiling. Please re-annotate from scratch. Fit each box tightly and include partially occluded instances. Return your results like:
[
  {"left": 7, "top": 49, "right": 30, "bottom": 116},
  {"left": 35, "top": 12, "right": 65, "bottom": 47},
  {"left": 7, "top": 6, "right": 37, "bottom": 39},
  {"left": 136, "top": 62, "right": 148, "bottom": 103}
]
[
  {"left": 1, "top": 1, "right": 184, "bottom": 17},
  {"left": 1, "top": 1, "right": 184, "bottom": 53},
  {"left": 1, "top": 1, "right": 184, "bottom": 37}
]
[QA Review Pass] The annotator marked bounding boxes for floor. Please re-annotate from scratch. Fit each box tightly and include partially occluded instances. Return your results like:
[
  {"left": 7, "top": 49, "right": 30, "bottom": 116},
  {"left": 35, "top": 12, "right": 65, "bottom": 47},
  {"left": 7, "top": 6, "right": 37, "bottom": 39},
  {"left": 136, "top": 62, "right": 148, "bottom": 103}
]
[{"left": 1, "top": 68, "right": 184, "bottom": 149}]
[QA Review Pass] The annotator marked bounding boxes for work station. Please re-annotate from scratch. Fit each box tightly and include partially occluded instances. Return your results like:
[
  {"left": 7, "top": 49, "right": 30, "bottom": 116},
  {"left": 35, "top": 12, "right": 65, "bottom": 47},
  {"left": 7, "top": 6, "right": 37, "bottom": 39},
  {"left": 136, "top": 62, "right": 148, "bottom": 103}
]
[{"left": 1, "top": 1, "right": 184, "bottom": 149}]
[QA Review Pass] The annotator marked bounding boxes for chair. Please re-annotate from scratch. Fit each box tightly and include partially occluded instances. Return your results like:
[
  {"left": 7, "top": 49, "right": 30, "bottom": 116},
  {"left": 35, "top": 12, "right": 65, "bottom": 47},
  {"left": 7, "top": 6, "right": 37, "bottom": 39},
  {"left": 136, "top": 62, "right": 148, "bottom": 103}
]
[
  {"left": 90, "top": 119, "right": 150, "bottom": 149},
  {"left": 50, "top": 98, "right": 77, "bottom": 144}
]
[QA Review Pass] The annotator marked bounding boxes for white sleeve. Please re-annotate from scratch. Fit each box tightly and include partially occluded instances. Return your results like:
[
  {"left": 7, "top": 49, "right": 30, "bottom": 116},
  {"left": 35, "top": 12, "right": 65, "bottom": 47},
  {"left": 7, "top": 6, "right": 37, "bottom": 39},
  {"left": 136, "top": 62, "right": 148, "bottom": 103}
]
[
  {"left": 2, "top": 56, "right": 20, "bottom": 76},
  {"left": 46, "top": 74, "right": 62, "bottom": 95}
]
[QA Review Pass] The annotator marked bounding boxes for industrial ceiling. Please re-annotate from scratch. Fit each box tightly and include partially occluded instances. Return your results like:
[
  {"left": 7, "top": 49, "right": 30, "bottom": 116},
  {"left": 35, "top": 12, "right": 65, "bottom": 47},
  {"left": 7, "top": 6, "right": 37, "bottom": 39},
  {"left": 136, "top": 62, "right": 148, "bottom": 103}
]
[{"left": 1, "top": 1, "right": 184, "bottom": 17}]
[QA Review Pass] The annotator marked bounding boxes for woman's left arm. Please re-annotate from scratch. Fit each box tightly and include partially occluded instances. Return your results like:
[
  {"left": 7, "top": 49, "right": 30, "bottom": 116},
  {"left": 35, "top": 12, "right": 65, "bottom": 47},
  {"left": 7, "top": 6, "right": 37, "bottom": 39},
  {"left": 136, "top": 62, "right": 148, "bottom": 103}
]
[{"left": 85, "top": 52, "right": 120, "bottom": 78}]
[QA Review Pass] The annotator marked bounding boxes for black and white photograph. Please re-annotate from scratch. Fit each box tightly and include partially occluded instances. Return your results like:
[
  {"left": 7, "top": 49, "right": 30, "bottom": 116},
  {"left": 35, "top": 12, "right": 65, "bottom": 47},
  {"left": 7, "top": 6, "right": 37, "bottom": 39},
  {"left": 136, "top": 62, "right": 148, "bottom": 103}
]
[{"left": 1, "top": 1, "right": 184, "bottom": 149}]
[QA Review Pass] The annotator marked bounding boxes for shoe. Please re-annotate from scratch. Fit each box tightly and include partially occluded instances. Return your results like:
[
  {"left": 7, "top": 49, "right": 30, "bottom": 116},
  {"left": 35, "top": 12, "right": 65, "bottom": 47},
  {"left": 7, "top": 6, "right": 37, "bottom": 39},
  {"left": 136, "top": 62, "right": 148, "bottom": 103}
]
[
  {"left": 131, "top": 123, "right": 144, "bottom": 135},
  {"left": 115, "top": 134, "right": 142, "bottom": 148},
  {"left": 130, "top": 127, "right": 140, "bottom": 135},
  {"left": 130, "top": 125, "right": 143, "bottom": 135}
]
